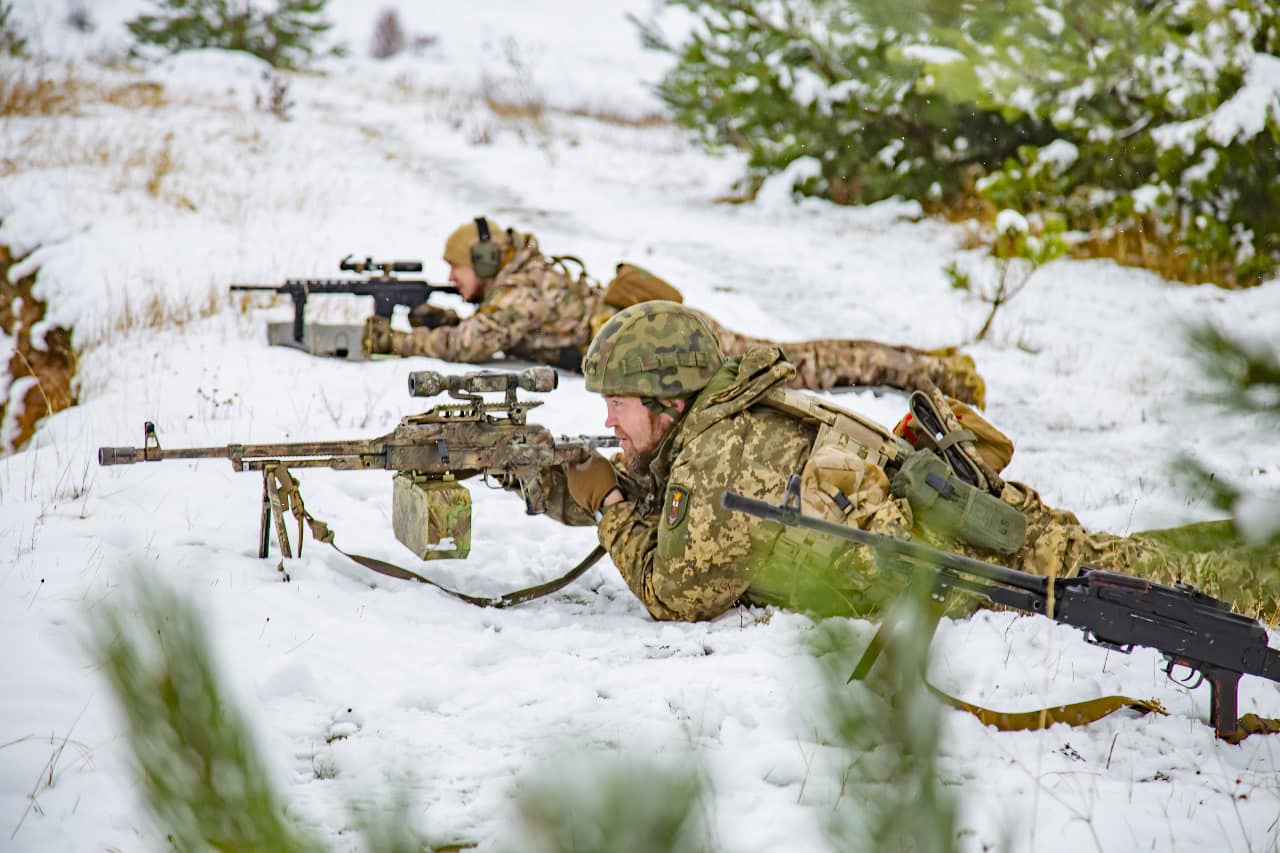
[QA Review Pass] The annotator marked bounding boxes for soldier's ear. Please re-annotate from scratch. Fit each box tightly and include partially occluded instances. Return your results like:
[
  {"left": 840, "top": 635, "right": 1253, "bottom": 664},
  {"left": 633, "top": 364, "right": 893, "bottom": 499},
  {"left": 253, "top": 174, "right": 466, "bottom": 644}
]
[{"left": 671, "top": 398, "right": 689, "bottom": 414}]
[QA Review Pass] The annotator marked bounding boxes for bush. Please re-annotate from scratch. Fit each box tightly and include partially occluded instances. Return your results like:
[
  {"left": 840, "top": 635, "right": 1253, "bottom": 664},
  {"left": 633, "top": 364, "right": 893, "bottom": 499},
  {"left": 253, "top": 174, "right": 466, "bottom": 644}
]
[
  {"left": 642, "top": 0, "right": 1280, "bottom": 286},
  {"left": 127, "top": 0, "right": 339, "bottom": 70}
]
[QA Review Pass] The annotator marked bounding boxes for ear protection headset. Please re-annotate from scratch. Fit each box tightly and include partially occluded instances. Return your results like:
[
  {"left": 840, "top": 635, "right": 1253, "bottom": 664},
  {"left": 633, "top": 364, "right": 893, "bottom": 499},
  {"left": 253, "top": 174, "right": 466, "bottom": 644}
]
[{"left": 470, "top": 217, "right": 505, "bottom": 279}]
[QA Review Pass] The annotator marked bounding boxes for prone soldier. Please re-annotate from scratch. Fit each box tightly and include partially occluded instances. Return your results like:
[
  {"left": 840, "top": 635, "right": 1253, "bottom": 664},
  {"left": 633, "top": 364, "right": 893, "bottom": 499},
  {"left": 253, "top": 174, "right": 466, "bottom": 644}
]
[
  {"left": 362, "top": 217, "right": 988, "bottom": 407},
  {"left": 554, "top": 301, "right": 1273, "bottom": 623}
]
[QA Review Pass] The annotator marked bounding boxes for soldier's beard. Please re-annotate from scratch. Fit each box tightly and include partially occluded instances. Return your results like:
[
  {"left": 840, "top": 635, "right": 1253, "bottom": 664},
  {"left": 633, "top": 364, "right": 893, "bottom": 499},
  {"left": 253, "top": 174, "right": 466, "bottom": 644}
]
[{"left": 619, "top": 412, "right": 674, "bottom": 479}]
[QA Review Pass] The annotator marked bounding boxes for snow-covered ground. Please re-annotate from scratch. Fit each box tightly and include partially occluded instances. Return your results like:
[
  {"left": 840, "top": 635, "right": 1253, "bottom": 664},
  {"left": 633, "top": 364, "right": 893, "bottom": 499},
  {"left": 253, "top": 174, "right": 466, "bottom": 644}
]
[{"left": 2, "top": 2, "right": 1279, "bottom": 851}]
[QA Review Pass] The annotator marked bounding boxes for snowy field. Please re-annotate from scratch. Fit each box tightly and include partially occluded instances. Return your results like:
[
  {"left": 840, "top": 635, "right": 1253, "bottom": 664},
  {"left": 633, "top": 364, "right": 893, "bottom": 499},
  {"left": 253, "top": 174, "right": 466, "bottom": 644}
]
[{"left": 2, "top": 1, "right": 1280, "bottom": 851}]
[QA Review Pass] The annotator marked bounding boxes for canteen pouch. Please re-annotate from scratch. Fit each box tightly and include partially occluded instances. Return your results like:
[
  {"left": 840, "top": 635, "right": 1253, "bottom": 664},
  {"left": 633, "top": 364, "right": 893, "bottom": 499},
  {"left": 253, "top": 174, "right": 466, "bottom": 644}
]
[
  {"left": 890, "top": 451, "right": 1025, "bottom": 555},
  {"left": 393, "top": 472, "right": 472, "bottom": 560}
]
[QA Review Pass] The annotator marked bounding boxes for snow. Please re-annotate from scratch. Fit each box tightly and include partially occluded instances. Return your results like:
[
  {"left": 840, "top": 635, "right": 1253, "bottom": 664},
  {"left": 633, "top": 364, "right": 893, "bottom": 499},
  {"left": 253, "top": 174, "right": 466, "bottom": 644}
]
[{"left": 2, "top": 2, "right": 1280, "bottom": 852}]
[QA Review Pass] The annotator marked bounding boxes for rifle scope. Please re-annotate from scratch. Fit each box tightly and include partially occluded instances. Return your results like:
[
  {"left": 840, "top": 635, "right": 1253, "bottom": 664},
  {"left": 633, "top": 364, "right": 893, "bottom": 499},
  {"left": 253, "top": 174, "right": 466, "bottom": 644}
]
[
  {"left": 339, "top": 255, "right": 424, "bottom": 274},
  {"left": 408, "top": 367, "right": 559, "bottom": 398}
]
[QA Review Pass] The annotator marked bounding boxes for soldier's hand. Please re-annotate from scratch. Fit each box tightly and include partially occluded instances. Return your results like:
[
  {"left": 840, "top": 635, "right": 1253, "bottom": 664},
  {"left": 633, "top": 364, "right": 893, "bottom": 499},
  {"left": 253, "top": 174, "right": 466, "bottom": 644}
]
[
  {"left": 362, "top": 315, "right": 393, "bottom": 355},
  {"left": 408, "top": 303, "right": 461, "bottom": 329},
  {"left": 566, "top": 452, "right": 622, "bottom": 513}
]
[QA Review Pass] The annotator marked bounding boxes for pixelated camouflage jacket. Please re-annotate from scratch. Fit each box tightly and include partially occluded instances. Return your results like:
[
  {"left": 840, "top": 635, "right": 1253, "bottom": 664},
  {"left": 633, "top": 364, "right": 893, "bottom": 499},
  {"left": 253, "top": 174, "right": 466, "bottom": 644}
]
[
  {"left": 406, "top": 237, "right": 602, "bottom": 366},
  {"left": 596, "top": 346, "right": 915, "bottom": 621}
]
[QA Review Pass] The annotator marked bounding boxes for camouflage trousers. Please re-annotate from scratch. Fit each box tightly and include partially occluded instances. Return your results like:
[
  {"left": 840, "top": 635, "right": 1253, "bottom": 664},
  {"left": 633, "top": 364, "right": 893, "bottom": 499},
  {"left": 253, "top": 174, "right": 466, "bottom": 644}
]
[
  {"left": 960, "top": 482, "right": 1280, "bottom": 619},
  {"left": 701, "top": 317, "right": 987, "bottom": 408}
]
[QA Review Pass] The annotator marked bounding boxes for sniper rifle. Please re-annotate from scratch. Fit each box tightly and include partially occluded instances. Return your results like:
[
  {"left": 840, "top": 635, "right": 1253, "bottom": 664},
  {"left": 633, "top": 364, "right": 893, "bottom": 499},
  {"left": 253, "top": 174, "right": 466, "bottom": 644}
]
[
  {"left": 722, "top": 477, "right": 1280, "bottom": 740},
  {"left": 231, "top": 254, "right": 457, "bottom": 354},
  {"left": 99, "top": 367, "right": 618, "bottom": 605}
]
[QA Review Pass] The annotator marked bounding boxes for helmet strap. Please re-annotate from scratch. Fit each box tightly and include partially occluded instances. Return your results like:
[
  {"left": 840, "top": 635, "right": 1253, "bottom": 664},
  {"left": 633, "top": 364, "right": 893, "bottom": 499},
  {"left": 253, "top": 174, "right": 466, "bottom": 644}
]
[{"left": 642, "top": 396, "right": 686, "bottom": 421}]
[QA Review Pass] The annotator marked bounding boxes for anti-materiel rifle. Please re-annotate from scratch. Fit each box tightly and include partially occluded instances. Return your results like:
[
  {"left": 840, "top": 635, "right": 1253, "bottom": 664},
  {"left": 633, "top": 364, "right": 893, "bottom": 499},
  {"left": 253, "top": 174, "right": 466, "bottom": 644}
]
[
  {"left": 721, "top": 477, "right": 1280, "bottom": 740},
  {"left": 100, "top": 368, "right": 618, "bottom": 604},
  {"left": 231, "top": 254, "right": 457, "bottom": 349}
]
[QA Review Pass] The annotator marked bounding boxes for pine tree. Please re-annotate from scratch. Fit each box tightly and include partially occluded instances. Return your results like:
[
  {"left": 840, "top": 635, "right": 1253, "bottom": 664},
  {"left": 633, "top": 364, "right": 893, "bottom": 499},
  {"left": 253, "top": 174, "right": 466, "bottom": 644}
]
[
  {"left": 641, "top": 0, "right": 1280, "bottom": 285},
  {"left": 127, "top": 0, "right": 337, "bottom": 70}
]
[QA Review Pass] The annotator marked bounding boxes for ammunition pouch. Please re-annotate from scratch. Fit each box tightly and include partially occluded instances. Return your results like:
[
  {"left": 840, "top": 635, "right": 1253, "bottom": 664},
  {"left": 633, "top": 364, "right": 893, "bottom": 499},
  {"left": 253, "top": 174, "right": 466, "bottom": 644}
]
[
  {"left": 392, "top": 472, "right": 472, "bottom": 560},
  {"left": 890, "top": 451, "right": 1025, "bottom": 555}
]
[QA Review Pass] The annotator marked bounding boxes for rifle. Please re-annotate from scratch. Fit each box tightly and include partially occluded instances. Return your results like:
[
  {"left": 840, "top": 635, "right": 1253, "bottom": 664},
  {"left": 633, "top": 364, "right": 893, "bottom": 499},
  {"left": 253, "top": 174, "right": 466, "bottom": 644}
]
[
  {"left": 230, "top": 254, "right": 458, "bottom": 349},
  {"left": 100, "top": 367, "right": 617, "bottom": 588},
  {"left": 721, "top": 477, "right": 1280, "bottom": 739}
]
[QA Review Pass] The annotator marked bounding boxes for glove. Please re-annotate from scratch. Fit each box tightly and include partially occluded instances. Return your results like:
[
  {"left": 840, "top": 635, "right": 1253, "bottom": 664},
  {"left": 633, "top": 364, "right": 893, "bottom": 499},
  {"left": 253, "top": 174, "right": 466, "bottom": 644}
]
[
  {"left": 566, "top": 452, "right": 621, "bottom": 513},
  {"left": 362, "top": 315, "right": 393, "bottom": 355},
  {"left": 408, "top": 303, "right": 460, "bottom": 329}
]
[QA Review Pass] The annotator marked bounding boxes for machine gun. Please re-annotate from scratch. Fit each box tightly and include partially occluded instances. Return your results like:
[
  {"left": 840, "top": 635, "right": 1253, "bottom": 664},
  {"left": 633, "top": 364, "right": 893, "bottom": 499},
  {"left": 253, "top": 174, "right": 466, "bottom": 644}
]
[
  {"left": 231, "top": 255, "right": 458, "bottom": 360},
  {"left": 722, "top": 477, "right": 1280, "bottom": 740},
  {"left": 100, "top": 368, "right": 617, "bottom": 588}
]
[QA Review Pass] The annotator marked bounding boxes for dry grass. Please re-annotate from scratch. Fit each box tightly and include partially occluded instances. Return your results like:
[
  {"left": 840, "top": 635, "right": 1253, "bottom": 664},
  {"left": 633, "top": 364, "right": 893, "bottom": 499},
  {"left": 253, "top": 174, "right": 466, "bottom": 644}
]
[
  {"left": 929, "top": 193, "right": 1245, "bottom": 287},
  {"left": 81, "top": 285, "right": 224, "bottom": 353},
  {"left": 0, "top": 245, "right": 77, "bottom": 451},
  {"left": 0, "top": 61, "right": 169, "bottom": 117},
  {"left": 0, "top": 64, "right": 74, "bottom": 116}
]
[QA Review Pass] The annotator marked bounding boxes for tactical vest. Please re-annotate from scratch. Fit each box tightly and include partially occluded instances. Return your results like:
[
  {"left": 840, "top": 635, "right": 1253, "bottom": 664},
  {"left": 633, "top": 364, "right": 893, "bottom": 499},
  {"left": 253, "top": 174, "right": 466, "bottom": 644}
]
[{"left": 762, "top": 388, "right": 1026, "bottom": 556}]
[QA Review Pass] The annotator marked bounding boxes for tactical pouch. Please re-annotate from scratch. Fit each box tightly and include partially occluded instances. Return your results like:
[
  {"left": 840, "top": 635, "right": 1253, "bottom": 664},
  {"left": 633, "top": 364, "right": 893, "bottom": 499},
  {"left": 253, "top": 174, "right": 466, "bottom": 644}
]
[
  {"left": 392, "top": 472, "right": 472, "bottom": 560},
  {"left": 890, "top": 451, "right": 1026, "bottom": 555}
]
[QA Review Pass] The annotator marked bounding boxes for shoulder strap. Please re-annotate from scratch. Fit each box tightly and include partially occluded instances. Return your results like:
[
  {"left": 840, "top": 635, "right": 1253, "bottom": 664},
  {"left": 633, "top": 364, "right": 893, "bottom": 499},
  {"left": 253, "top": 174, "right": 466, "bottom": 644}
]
[
  {"left": 762, "top": 388, "right": 911, "bottom": 470},
  {"left": 263, "top": 464, "right": 601, "bottom": 608}
]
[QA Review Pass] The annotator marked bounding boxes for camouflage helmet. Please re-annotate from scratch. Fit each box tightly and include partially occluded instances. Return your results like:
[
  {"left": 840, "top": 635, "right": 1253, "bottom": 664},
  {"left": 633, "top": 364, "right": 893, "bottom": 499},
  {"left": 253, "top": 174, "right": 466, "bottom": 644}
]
[{"left": 583, "top": 301, "right": 724, "bottom": 398}]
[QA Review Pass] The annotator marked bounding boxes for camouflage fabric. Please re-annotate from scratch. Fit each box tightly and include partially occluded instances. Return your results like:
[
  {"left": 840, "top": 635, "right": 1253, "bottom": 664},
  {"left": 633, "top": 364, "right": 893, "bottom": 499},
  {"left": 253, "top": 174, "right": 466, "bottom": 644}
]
[
  {"left": 395, "top": 236, "right": 602, "bottom": 365},
  {"left": 582, "top": 301, "right": 725, "bottom": 398},
  {"left": 392, "top": 247, "right": 986, "bottom": 403},
  {"left": 597, "top": 346, "right": 915, "bottom": 621},
  {"left": 701, "top": 313, "right": 986, "bottom": 406},
  {"left": 594, "top": 345, "right": 1265, "bottom": 622}
]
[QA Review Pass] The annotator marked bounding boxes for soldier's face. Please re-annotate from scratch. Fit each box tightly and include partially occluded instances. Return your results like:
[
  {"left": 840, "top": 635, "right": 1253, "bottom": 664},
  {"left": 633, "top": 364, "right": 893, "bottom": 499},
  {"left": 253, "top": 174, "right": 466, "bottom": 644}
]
[
  {"left": 603, "top": 396, "right": 681, "bottom": 467},
  {"left": 449, "top": 263, "right": 485, "bottom": 303}
]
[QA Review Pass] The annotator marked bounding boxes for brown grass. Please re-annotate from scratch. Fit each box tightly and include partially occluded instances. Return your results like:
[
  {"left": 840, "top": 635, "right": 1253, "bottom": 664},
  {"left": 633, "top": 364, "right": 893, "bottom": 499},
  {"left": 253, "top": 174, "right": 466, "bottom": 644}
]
[
  {"left": 0, "top": 65, "right": 73, "bottom": 116},
  {"left": 927, "top": 193, "right": 1247, "bottom": 287},
  {"left": 0, "top": 62, "right": 168, "bottom": 118},
  {"left": 0, "top": 245, "right": 77, "bottom": 451},
  {"left": 82, "top": 284, "right": 225, "bottom": 352}
]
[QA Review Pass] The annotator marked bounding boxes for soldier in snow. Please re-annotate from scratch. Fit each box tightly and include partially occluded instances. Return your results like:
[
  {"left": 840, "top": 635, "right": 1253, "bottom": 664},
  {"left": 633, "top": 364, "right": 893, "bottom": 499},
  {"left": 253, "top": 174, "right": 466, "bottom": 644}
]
[
  {"left": 556, "top": 301, "right": 1268, "bottom": 623},
  {"left": 362, "top": 217, "right": 989, "bottom": 406}
]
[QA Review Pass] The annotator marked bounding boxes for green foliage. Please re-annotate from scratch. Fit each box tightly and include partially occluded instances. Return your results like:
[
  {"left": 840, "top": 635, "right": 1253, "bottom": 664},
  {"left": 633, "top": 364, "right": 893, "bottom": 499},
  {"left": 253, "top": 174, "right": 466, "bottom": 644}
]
[
  {"left": 644, "top": 0, "right": 1280, "bottom": 285},
  {"left": 0, "top": 0, "right": 27, "bottom": 56},
  {"left": 507, "top": 756, "right": 711, "bottom": 853},
  {"left": 126, "top": 0, "right": 338, "bottom": 70},
  {"left": 811, "top": 586, "right": 960, "bottom": 853},
  {"left": 1157, "top": 326, "right": 1280, "bottom": 618},
  {"left": 89, "top": 576, "right": 327, "bottom": 852}
]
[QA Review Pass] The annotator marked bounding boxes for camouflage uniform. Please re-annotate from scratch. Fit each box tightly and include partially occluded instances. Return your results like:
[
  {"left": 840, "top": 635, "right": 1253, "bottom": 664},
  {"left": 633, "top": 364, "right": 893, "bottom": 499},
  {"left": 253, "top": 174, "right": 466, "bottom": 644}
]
[
  {"left": 395, "top": 236, "right": 602, "bottom": 368},
  {"left": 384, "top": 234, "right": 986, "bottom": 404},
  {"left": 591, "top": 346, "right": 1235, "bottom": 621},
  {"left": 702, "top": 315, "right": 983, "bottom": 399},
  {"left": 574, "top": 303, "right": 1260, "bottom": 621}
]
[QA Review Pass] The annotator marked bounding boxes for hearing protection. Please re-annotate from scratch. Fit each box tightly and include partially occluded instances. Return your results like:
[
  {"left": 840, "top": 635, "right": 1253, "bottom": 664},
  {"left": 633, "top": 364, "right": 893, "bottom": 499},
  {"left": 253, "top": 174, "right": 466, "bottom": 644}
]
[{"left": 470, "top": 217, "right": 505, "bottom": 279}]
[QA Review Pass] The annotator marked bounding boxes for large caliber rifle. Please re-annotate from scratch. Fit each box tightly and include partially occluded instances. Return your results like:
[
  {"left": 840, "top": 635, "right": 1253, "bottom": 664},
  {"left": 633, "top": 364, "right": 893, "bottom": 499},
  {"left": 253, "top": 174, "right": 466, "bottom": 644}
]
[
  {"left": 231, "top": 255, "right": 458, "bottom": 355},
  {"left": 99, "top": 368, "right": 618, "bottom": 605},
  {"left": 722, "top": 477, "right": 1280, "bottom": 740}
]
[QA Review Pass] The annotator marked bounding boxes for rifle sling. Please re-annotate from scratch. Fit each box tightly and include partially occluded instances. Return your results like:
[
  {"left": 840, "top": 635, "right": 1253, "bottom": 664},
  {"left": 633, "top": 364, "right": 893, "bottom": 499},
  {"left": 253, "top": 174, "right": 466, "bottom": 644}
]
[
  {"left": 930, "top": 686, "right": 1167, "bottom": 732},
  {"left": 849, "top": 578, "right": 1168, "bottom": 733},
  {"left": 263, "top": 463, "right": 603, "bottom": 608}
]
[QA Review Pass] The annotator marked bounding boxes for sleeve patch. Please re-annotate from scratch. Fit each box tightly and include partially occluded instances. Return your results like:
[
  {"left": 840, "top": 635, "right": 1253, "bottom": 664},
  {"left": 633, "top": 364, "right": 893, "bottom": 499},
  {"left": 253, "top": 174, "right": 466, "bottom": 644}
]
[{"left": 665, "top": 485, "right": 691, "bottom": 529}]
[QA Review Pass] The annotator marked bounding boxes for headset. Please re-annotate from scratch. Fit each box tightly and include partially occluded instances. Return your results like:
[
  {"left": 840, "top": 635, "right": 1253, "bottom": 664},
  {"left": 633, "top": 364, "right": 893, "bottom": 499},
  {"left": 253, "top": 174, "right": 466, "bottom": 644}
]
[{"left": 470, "top": 216, "right": 505, "bottom": 279}]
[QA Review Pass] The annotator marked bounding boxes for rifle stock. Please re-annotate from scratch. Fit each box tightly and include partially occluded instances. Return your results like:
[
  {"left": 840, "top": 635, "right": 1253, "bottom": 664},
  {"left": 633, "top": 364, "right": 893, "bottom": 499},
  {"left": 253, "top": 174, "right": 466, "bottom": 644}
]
[{"left": 721, "top": 478, "right": 1280, "bottom": 739}]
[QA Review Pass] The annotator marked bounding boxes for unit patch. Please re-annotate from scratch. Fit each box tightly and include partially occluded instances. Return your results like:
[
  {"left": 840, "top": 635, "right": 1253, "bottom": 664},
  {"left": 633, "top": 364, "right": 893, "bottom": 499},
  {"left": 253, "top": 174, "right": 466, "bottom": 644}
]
[{"left": 665, "top": 485, "right": 690, "bottom": 528}]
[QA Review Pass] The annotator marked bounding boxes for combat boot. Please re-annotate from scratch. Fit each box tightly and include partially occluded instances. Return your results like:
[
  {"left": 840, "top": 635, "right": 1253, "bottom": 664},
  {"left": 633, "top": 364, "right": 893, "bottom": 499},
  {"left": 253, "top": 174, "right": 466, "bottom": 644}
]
[{"left": 925, "top": 347, "right": 986, "bottom": 410}]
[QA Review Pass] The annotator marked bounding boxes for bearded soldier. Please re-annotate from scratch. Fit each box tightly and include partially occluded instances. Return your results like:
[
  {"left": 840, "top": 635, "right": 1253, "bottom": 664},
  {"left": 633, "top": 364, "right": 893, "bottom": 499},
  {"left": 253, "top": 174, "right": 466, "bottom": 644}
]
[
  {"left": 362, "top": 217, "right": 989, "bottom": 406},
  {"left": 557, "top": 301, "right": 1269, "bottom": 623}
]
